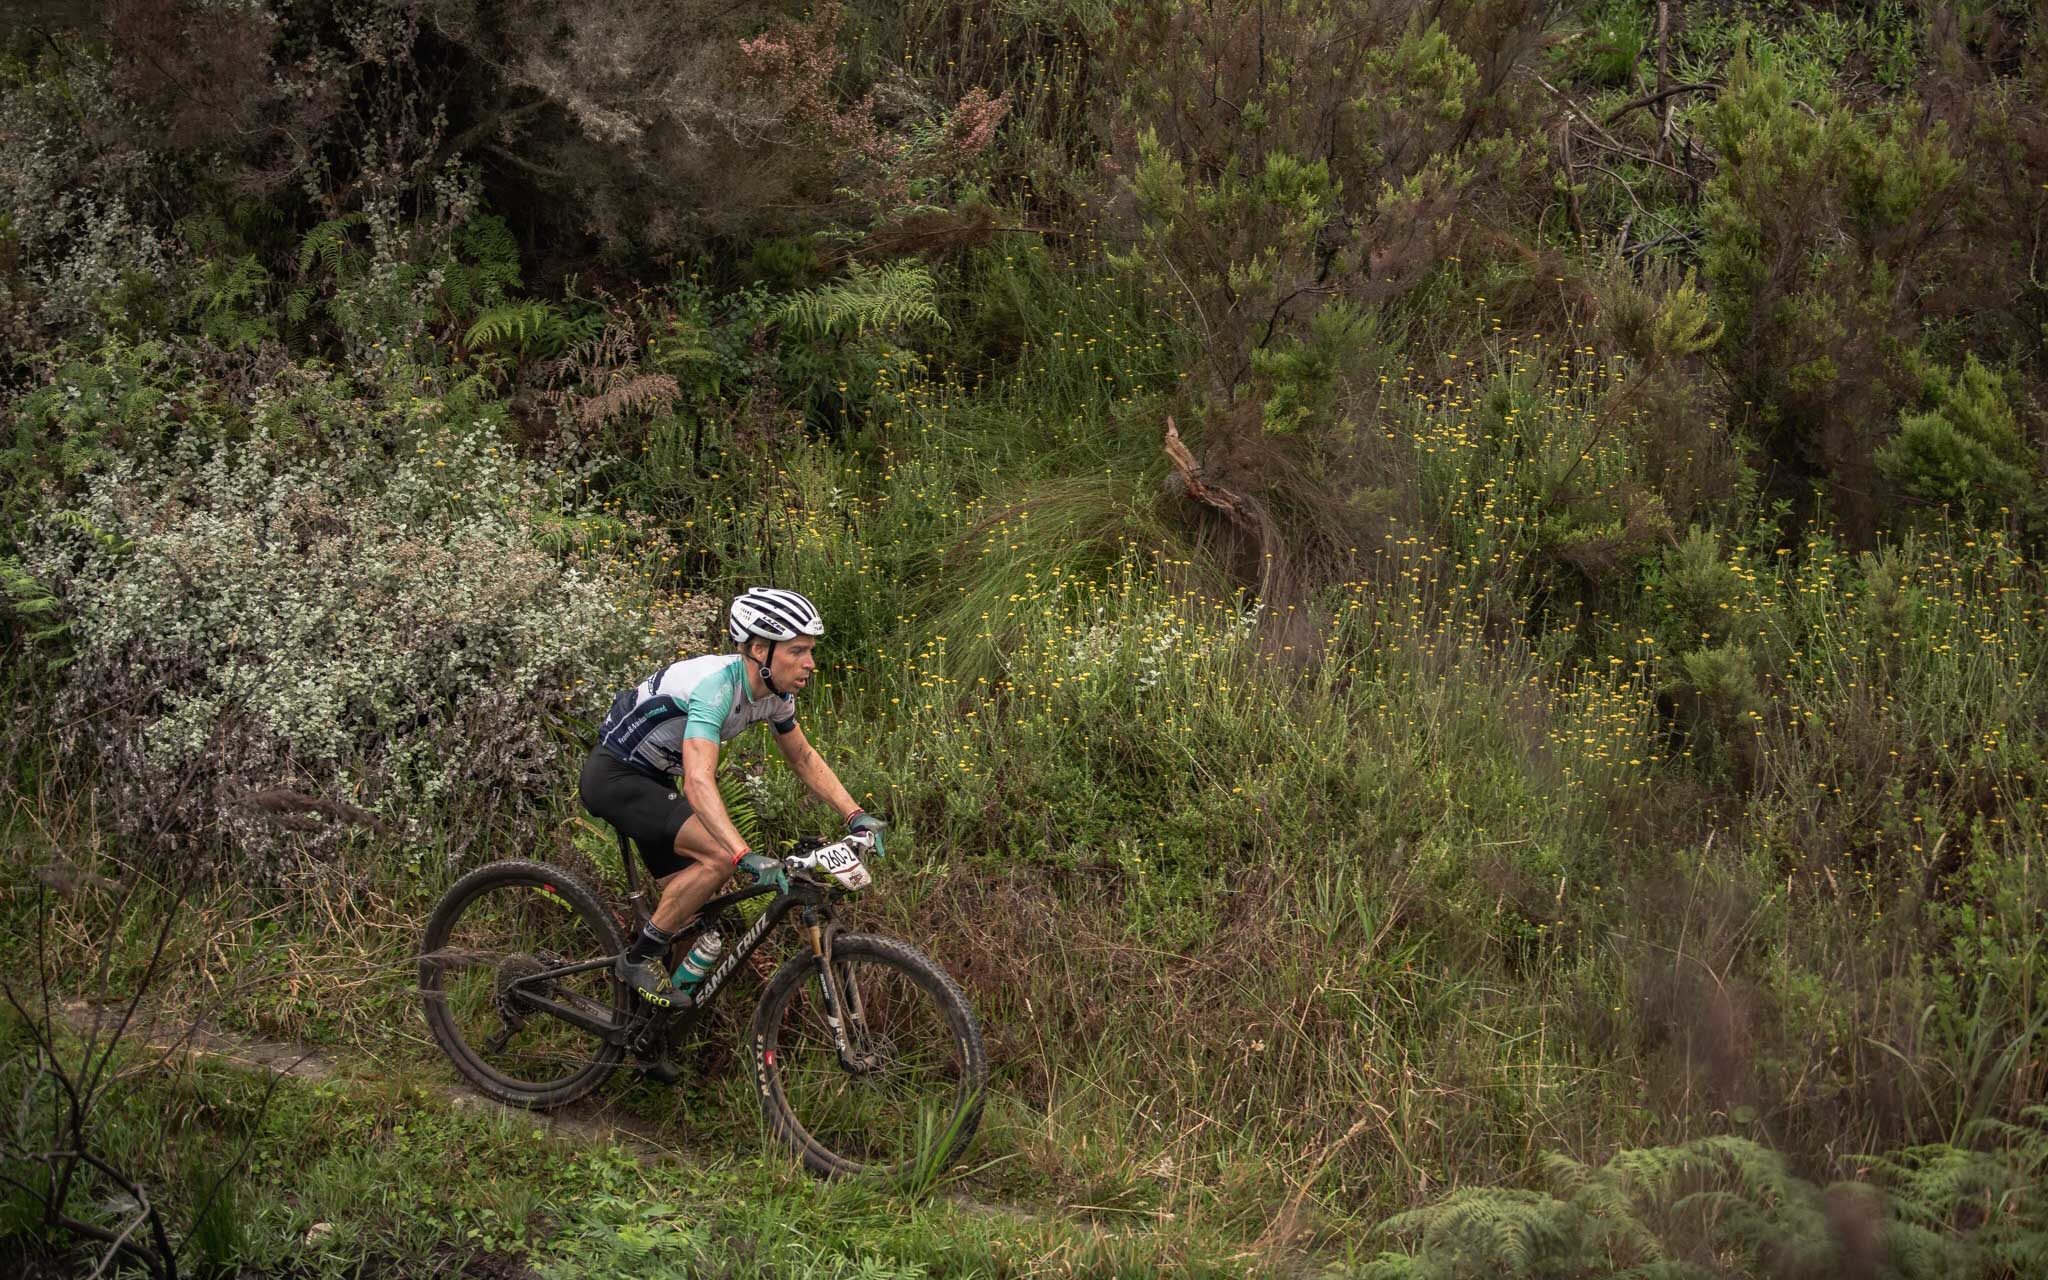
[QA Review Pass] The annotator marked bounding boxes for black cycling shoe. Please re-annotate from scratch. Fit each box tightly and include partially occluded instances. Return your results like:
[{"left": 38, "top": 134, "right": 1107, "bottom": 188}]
[
  {"left": 635, "top": 1055, "right": 682, "bottom": 1086},
  {"left": 616, "top": 953, "right": 677, "bottom": 1008}
]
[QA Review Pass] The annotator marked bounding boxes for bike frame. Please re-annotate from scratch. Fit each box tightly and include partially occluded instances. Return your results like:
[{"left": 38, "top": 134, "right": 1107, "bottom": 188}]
[{"left": 501, "top": 831, "right": 848, "bottom": 1048}]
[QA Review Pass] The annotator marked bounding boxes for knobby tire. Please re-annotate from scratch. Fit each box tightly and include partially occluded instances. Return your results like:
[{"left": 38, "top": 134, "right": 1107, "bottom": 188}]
[
  {"left": 749, "top": 933, "right": 987, "bottom": 1179},
  {"left": 418, "top": 859, "right": 629, "bottom": 1109}
]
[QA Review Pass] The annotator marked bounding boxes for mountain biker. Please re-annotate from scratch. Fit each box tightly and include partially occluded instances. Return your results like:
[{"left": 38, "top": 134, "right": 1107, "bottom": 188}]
[{"left": 580, "top": 586, "right": 887, "bottom": 1006}]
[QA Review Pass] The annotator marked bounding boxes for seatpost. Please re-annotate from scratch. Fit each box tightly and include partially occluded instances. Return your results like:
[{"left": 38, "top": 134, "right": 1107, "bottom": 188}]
[{"left": 618, "top": 829, "right": 651, "bottom": 929}]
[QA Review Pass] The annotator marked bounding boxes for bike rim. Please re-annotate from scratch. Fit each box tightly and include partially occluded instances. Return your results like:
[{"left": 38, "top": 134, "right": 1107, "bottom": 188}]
[
  {"left": 763, "top": 950, "right": 976, "bottom": 1175},
  {"left": 421, "top": 875, "right": 624, "bottom": 1095}
]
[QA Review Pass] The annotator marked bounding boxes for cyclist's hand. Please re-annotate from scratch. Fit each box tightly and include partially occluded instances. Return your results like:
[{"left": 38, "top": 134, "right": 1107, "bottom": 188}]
[
  {"left": 737, "top": 851, "right": 789, "bottom": 895},
  {"left": 847, "top": 810, "right": 888, "bottom": 859}
]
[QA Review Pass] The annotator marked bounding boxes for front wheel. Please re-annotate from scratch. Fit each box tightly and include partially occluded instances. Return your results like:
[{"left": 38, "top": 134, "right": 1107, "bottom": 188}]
[{"left": 749, "top": 933, "right": 987, "bottom": 1179}]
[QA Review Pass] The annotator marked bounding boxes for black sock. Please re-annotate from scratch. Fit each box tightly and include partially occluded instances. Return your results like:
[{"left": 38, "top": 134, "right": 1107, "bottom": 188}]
[{"left": 626, "top": 921, "right": 674, "bottom": 963}]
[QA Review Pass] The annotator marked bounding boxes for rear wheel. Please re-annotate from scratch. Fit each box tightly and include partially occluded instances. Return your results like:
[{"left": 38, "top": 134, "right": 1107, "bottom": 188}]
[
  {"left": 749, "top": 933, "right": 986, "bottom": 1178},
  {"left": 418, "top": 860, "right": 630, "bottom": 1109}
]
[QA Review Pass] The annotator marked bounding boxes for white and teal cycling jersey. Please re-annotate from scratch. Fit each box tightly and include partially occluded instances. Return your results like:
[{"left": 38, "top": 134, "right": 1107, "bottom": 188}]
[{"left": 597, "top": 654, "right": 798, "bottom": 780}]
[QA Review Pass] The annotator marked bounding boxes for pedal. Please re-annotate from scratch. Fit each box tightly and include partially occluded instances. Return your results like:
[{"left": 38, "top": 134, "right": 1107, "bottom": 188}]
[{"left": 635, "top": 1056, "right": 682, "bottom": 1086}]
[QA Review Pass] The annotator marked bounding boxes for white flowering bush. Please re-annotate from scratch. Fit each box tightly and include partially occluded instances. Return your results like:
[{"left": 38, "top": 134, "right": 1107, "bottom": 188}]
[
  {"left": 24, "top": 413, "right": 674, "bottom": 880},
  {"left": 0, "top": 54, "right": 173, "bottom": 333}
]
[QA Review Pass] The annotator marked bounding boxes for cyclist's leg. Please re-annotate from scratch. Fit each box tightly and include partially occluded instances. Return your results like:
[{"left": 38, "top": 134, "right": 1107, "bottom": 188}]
[
  {"left": 646, "top": 815, "right": 738, "bottom": 933},
  {"left": 581, "top": 750, "right": 717, "bottom": 1005}
]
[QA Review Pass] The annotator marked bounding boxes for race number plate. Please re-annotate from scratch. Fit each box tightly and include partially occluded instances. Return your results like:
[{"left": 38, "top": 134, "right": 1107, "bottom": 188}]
[{"left": 816, "top": 840, "right": 871, "bottom": 890}]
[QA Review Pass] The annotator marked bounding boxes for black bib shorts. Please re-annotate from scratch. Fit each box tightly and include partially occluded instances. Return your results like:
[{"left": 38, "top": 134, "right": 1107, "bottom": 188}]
[{"left": 578, "top": 745, "right": 694, "bottom": 879}]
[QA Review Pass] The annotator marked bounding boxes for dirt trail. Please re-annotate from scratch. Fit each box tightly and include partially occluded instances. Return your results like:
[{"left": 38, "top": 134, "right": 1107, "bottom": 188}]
[{"left": 56, "top": 1000, "right": 684, "bottom": 1159}]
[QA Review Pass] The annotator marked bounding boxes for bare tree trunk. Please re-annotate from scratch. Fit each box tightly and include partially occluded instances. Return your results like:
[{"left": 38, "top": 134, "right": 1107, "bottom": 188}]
[{"left": 1656, "top": 0, "right": 1675, "bottom": 163}]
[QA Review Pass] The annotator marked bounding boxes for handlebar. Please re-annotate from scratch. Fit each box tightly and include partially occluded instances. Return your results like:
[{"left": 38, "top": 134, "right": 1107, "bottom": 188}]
[
  {"left": 778, "top": 827, "right": 880, "bottom": 865},
  {"left": 776, "top": 828, "right": 881, "bottom": 892}
]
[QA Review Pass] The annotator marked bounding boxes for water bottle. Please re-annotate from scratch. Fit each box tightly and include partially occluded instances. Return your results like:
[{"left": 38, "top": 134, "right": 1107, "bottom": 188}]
[{"left": 671, "top": 930, "right": 723, "bottom": 993}]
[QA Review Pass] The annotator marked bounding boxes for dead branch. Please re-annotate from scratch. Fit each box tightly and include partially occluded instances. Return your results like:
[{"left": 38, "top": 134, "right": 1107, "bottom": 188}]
[
  {"left": 240, "top": 788, "right": 396, "bottom": 836},
  {"left": 1602, "top": 81, "right": 1718, "bottom": 127},
  {"left": 1656, "top": 0, "right": 1673, "bottom": 157},
  {"left": 1536, "top": 73, "right": 1714, "bottom": 187},
  {"left": 1625, "top": 229, "right": 1704, "bottom": 263},
  {"left": 1161, "top": 416, "right": 1289, "bottom": 602}
]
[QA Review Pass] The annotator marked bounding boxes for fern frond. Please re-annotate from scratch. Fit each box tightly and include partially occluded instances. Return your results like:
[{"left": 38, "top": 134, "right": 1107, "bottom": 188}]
[
  {"left": 456, "top": 212, "right": 519, "bottom": 263},
  {"left": 1993, "top": 1232, "right": 2048, "bottom": 1273},
  {"left": 774, "top": 261, "right": 948, "bottom": 341},
  {"left": 190, "top": 254, "right": 277, "bottom": 350},
  {"left": 650, "top": 314, "right": 717, "bottom": 371},
  {"left": 1, "top": 556, "right": 58, "bottom": 615},
  {"left": 559, "top": 309, "right": 607, "bottom": 349},
  {"left": 1605, "top": 1142, "right": 1698, "bottom": 1203},
  {"left": 465, "top": 301, "right": 566, "bottom": 355},
  {"left": 5, "top": 555, "right": 76, "bottom": 659},
  {"left": 1377, "top": 1135, "right": 2048, "bottom": 1278},
  {"left": 715, "top": 774, "right": 762, "bottom": 849},
  {"left": 1877, "top": 1216, "right": 1951, "bottom": 1274},
  {"left": 529, "top": 511, "right": 635, "bottom": 557},
  {"left": 298, "top": 212, "right": 367, "bottom": 276},
  {"left": 1690, "top": 1135, "right": 1801, "bottom": 1206},
  {"left": 175, "top": 212, "right": 230, "bottom": 253},
  {"left": 1609, "top": 1263, "right": 1718, "bottom": 1280},
  {"left": 577, "top": 373, "right": 679, "bottom": 429},
  {"left": 1536, "top": 1149, "right": 1594, "bottom": 1194},
  {"left": 1567, "top": 1172, "right": 1664, "bottom": 1260},
  {"left": 441, "top": 214, "right": 525, "bottom": 317},
  {"left": 47, "top": 509, "right": 127, "bottom": 554},
  {"left": 1354, "top": 1251, "right": 1453, "bottom": 1280},
  {"left": 1380, "top": 1188, "right": 1564, "bottom": 1268}
]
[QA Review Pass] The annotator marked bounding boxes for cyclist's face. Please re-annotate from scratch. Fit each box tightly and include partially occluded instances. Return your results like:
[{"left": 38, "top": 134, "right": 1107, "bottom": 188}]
[{"left": 761, "top": 637, "right": 818, "bottom": 691}]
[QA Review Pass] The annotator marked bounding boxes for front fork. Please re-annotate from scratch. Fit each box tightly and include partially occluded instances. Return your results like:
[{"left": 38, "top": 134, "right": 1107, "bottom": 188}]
[{"left": 805, "top": 911, "right": 878, "bottom": 1073}]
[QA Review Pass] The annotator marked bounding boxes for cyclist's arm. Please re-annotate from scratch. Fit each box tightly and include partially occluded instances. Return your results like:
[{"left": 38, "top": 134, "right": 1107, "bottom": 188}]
[
  {"left": 772, "top": 723, "right": 861, "bottom": 822},
  {"left": 679, "top": 737, "right": 753, "bottom": 862}
]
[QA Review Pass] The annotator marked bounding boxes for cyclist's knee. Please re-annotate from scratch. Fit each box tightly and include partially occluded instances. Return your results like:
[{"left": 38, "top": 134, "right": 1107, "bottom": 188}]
[{"left": 671, "top": 819, "right": 726, "bottom": 867}]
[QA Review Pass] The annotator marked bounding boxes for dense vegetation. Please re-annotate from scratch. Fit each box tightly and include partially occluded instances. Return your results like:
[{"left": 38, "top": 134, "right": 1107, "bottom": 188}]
[{"left": 4, "top": 1, "right": 2047, "bottom": 1275}]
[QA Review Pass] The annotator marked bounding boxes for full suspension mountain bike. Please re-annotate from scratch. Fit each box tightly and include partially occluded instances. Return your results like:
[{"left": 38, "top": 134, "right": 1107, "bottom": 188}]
[{"left": 416, "top": 828, "right": 986, "bottom": 1178}]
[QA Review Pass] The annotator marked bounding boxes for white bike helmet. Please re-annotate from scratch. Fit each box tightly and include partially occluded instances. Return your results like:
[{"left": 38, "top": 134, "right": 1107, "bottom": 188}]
[{"left": 728, "top": 586, "right": 825, "bottom": 645}]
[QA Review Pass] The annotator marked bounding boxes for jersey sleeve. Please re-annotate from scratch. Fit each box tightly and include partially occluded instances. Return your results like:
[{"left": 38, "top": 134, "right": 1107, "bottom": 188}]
[{"left": 682, "top": 666, "right": 738, "bottom": 742}]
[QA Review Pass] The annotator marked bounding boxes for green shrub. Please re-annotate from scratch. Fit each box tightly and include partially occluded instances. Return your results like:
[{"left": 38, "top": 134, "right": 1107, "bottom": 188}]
[
  {"left": 289, "top": 183, "right": 524, "bottom": 360},
  {"left": 19, "top": 365, "right": 688, "bottom": 879},
  {"left": 3, "top": 337, "right": 191, "bottom": 549},
  {"left": 774, "top": 259, "right": 949, "bottom": 436},
  {"left": 1744, "top": 528, "right": 2045, "bottom": 892},
  {"left": 1702, "top": 45, "right": 1962, "bottom": 539},
  {"left": 1105, "top": 4, "right": 1538, "bottom": 395},
  {"left": 0, "top": 43, "right": 174, "bottom": 335},
  {"left": 1877, "top": 354, "right": 2043, "bottom": 526}
]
